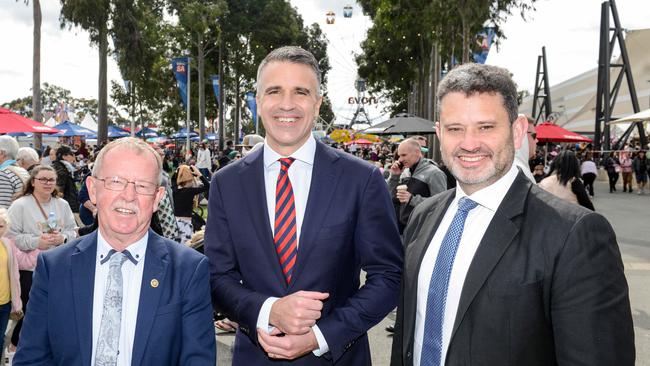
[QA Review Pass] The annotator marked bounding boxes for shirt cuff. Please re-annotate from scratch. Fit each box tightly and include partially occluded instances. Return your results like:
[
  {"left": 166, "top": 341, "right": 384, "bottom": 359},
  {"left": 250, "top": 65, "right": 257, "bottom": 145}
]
[
  {"left": 256, "top": 297, "right": 279, "bottom": 333},
  {"left": 311, "top": 325, "right": 329, "bottom": 356}
]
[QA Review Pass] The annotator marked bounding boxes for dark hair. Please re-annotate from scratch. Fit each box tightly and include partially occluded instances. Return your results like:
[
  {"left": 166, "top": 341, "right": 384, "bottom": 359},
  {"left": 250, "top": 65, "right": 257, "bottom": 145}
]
[
  {"left": 256, "top": 46, "right": 322, "bottom": 96},
  {"left": 20, "top": 165, "right": 60, "bottom": 198},
  {"left": 548, "top": 150, "right": 581, "bottom": 186},
  {"left": 437, "top": 63, "right": 519, "bottom": 124},
  {"left": 55, "top": 145, "right": 74, "bottom": 161}
]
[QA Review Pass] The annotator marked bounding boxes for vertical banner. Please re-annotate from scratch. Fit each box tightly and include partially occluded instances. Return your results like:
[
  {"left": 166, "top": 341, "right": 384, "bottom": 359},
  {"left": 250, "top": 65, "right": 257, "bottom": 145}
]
[
  {"left": 472, "top": 27, "right": 496, "bottom": 64},
  {"left": 210, "top": 75, "right": 220, "bottom": 106},
  {"left": 171, "top": 57, "right": 189, "bottom": 108},
  {"left": 245, "top": 92, "right": 257, "bottom": 127}
]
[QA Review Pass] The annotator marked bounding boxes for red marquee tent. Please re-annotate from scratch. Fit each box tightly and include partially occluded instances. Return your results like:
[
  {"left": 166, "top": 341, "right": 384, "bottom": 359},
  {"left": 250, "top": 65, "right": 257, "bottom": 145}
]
[
  {"left": 535, "top": 122, "right": 592, "bottom": 143},
  {"left": 0, "top": 108, "right": 60, "bottom": 134}
]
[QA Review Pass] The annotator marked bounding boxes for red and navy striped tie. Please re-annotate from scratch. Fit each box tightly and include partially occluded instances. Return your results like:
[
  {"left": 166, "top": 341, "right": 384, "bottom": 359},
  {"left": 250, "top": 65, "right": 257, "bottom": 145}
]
[{"left": 274, "top": 157, "right": 298, "bottom": 284}]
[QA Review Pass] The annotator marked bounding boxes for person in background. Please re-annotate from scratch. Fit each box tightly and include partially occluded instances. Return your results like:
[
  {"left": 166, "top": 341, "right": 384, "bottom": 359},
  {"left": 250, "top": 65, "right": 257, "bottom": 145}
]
[
  {"left": 51, "top": 145, "right": 80, "bottom": 213},
  {"left": 173, "top": 164, "right": 209, "bottom": 245},
  {"left": 7, "top": 165, "right": 77, "bottom": 352},
  {"left": 580, "top": 152, "right": 598, "bottom": 198},
  {"left": 196, "top": 142, "right": 212, "bottom": 179},
  {"left": 15, "top": 147, "right": 40, "bottom": 173},
  {"left": 604, "top": 151, "right": 620, "bottom": 193},
  {"left": 540, "top": 150, "right": 595, "bottom": 210},
  {"left": 0, "top": 208, "right": 22, "bottom": 363},
  {"left": 387, "top": 138, "right": 447, "bottom": 234},
  {"left": 0, "top": 136, "right": 29, "bottom": 209},
  {"left": 619, "top": 151, "right": 633, "bottom": 193},
  {"left": 632, "top": 150, "right": 648, "bottom": 194},
  {"left": 513, "top": 116, "right": 537, "bottom": 183}
]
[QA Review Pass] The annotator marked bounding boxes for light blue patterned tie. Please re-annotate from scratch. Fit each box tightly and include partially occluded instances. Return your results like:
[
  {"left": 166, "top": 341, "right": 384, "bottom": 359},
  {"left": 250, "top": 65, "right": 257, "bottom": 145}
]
[
  {"left": 95, "top": 251, "right": 128, "bottom": 366},
  {"left": 421, "top": 197, "right": 478, "bottom": 366}
]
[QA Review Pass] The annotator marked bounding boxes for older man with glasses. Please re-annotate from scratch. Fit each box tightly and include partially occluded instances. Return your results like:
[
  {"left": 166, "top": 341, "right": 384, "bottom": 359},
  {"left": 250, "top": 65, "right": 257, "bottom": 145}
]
[{"left": 14, "top": 137, "right": 216, "bottom": 366}]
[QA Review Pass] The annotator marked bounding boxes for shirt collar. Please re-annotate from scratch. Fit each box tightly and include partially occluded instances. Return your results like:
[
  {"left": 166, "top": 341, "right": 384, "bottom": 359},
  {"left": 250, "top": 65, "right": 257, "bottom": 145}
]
[
  {"left": 96, "top": 230, "right": 148, "bottom": 266},
  {"left": 454, "top": 163, "right": 519, "bottom": 212},
  {"left": 263, "top": 135, "right": 316, "bottom": 168}
]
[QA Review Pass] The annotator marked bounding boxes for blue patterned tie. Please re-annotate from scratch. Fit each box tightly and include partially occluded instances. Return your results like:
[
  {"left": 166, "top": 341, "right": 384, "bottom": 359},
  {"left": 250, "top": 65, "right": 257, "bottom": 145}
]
[
  {"left": 421, "top": 197, "right": 478, "bottom": 366},
  {"left": 95, "top": 251, "right": 128, "bottom": 366}
]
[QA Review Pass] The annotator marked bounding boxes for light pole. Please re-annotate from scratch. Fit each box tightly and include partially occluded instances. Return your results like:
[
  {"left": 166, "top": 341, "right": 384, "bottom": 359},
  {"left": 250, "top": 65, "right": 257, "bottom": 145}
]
[{"left": 185, "top": 52, "right": 191, "bottom": 155}]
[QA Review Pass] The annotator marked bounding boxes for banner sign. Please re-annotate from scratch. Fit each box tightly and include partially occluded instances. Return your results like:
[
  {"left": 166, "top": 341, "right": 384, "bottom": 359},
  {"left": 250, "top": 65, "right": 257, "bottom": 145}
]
[
  {"left": 245, "top": 91, "right": 257, "bottom": 127},
  {"left": 210, "top": 75, "right": 220, "bottom": 106},
  {"left": 171, "top": 57, "right": 189, "bottom": 108},
  {"left": 472, "top": 27, "right": 496, "bottom": 64}
]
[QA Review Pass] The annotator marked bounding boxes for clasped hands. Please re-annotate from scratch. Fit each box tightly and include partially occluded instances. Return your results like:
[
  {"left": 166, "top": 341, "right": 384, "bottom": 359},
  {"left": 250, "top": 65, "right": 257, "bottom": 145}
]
[{"left": 257, "top": 290, "right": 329, "bottom": 361}]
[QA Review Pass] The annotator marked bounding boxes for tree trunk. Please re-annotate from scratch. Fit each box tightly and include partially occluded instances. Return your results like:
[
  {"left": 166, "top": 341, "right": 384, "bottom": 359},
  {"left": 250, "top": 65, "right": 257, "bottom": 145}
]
[
  {"left": 33, "top": 0, "right": 42, "bottom": 149},
  {"left": 217, "top": 35, "right": 225, "bottom": 151},
  {"left": 97, "top": 23, "right": 108, "bottom": 144},
  {"left": 461, "top": 13, "right": 470, "bottom": 64},
  {"left": 197, "top": 32, "right": 206, "bottom": 140}
]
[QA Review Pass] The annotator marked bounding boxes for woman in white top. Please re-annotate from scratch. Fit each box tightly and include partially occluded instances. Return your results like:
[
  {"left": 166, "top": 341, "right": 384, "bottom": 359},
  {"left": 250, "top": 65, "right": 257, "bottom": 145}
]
[
  {"left": 6, "top": 165, "right": 77, "bottom": 349},
  {"left": 580, "top": 152, "right": 598, "bottom": 197}
]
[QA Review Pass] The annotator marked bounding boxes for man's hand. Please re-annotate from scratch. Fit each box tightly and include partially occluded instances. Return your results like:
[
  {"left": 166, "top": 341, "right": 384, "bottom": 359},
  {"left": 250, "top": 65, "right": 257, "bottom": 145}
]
[
  {"left": 396, "top": 189, "right": 412, "bottom": 203},
  {"left": 257, "top": 327, "right": 319, "bottom": 360},
  {"left": 389, "top": 161, "right": 403, "bottom": 175},
  {"left": 269, "top": 291, "right": 329, "bottom": 335}
]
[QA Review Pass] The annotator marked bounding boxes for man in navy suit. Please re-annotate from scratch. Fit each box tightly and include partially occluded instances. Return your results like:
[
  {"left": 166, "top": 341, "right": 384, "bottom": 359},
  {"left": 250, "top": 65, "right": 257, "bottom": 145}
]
[
  {"left": 205, "top": 46, "right": 403, "bottom": 365},
  {"left": 14, "top": 138, "right": 216, "bottom": 366}
]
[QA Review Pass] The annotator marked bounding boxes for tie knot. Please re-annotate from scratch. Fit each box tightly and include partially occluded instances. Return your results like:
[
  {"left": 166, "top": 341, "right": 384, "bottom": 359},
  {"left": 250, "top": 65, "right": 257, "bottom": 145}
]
[
  {"left": 457, "top": 197, "right": 478, "bottom": 213},
  {"left": 279, "top": 157, "right": 295, "bottom": 172}
]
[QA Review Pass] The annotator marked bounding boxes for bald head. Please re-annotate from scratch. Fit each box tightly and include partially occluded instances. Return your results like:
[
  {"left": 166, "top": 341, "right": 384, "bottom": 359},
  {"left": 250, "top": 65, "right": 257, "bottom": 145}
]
[{"left": 397, "top": 138, "right": 423, "bottom": 169}]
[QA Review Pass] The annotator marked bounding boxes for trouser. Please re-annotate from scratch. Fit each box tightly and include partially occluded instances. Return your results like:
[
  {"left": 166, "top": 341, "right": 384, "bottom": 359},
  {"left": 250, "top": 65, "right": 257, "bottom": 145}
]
[
  {"left": 11, "top": 270, "right": 33, "bottom": 347},
  {"left": 582, "top": 173, "right": 596, "bottom": 196},
  {"left": 622, "top": 172, "right": 632, "bottom": 191},
  {"left": 0, "top": 302, "right": 10, "bottom": 361},
  {"left": 607, "top": 172, "right": 619, "bottom": 192}
]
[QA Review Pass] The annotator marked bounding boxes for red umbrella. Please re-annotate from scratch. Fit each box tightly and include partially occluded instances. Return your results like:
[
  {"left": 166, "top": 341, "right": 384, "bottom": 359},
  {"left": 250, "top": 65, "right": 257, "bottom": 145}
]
[
  {"left": 535, "top": 122, "right": 592, "bottom": 143},
  {"left": 0, "top": 108, "right": 60, "bottom": 134}
]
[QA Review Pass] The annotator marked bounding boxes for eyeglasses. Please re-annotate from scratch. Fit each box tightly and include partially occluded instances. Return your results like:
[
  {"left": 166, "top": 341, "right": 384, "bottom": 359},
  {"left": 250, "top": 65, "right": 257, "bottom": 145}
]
[
  {"left": 35, "top": 177, "right": 56, "bottom": 184},
  {"left": 94, "top": 176, "right": 159, "bottom": 196}
]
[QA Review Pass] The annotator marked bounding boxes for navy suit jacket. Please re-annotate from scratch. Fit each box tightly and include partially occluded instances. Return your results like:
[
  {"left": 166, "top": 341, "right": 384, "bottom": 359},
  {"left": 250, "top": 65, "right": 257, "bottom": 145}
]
[
  {"left": 13, "top": 229, "right": 216, "bottom": 366},
  {"left": 205, "top": 141, "right": 403, "bottom": 365}
]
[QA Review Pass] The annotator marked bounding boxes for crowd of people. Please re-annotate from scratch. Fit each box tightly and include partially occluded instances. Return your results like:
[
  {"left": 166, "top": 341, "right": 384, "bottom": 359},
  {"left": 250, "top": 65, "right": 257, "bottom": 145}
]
[{"left": 0, "top": 47, "right": 640, "bottom": 365}]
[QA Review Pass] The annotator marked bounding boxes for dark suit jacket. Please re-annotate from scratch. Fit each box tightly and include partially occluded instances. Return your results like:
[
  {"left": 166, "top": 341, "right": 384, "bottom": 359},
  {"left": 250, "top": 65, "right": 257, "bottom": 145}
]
[
  {"left": 13, "top": 229, "right": 216, "bottom": 366},
  {"left": 205, "top": 141, "right": 403, "bottom": 365},
  {"left": 391, "top": 172, "right": 635, "bottom": 366}
]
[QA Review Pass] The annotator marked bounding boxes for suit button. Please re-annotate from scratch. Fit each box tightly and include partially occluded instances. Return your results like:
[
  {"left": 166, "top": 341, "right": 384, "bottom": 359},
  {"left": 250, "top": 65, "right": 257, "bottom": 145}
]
[{"left": 406, "top": 351, "right": 412, "bottom": 358}]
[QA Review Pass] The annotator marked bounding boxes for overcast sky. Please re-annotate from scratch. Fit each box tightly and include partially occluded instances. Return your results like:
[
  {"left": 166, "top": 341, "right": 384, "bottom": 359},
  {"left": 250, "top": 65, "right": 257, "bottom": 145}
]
[{"left": 1, "top": 0, "right": 648, "bottom": 125}]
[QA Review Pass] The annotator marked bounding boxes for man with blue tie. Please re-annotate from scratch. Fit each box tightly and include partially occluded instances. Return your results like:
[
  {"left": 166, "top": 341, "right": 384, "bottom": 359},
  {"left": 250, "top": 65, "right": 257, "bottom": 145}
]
[
  {"left": 390, "top": 63, "right": 635, "bottom": 365},
  {"left": 204, "top": 46, "right": 403, "bottom": 365},
  {"left": 14, "top": 138, "right": 216, "bottom": 366}
]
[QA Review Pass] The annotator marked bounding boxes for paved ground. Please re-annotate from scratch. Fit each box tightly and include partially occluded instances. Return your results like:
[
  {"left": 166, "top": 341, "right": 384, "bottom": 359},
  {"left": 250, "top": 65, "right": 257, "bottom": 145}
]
[{"left": 215, "top": 180, "right": 649, "bottom": 365}]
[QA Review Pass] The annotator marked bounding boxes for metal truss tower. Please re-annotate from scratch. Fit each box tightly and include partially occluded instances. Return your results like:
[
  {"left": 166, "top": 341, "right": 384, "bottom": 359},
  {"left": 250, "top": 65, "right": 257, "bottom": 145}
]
[
  {"left": 594, "top": 0, "right": 646, "bottom": 151},
  {"left": 348, "top": 78, "right": 372, "bottom": 129},
  {"left": 531, "top": 46, "right": 553, "bottom": 125}
]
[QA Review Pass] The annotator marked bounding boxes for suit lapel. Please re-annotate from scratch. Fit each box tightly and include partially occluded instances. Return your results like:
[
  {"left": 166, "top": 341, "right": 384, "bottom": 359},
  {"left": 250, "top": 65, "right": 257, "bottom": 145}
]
[
  {"left": 132, "top": 231, "right": 169, "bottom": 366},
  {"left": 289, "top": 142, "right": 339, "bottom": 289},
  {"left": 71, "top": 232, "right": 98, "bottom": 366},
  {"left": 450, "top": 173, "right": 531, "bottom": 340}
]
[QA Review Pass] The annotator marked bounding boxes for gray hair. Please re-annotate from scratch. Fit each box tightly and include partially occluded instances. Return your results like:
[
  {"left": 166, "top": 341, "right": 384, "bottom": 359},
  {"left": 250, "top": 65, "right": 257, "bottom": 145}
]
[
  {"left": 256, "top": 46, "right": 322, "bottom": 96},
  {"left": 0, "top": 136, "right": 19, "bottom": 159},
  {"left": 92, "top": 137, "right": 163, "bottom": 185},
  {"left": 16, "top": 147, "right": 40, "bottom": 164},
  {"left": 437, "top": 63, "right": 519, "bottom": 124}
]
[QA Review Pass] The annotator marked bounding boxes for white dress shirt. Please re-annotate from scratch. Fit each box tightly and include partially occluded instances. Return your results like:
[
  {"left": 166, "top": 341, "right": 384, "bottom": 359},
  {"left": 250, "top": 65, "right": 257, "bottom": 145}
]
[
  {"left": 413, "top": 164, "right": 519, "bottom": 366},
  {"left": 255, "top": 136, "right": 329, "bottom": 356},
  {"left": 91, "top": 230, "right": 148, "bottom": 366}
]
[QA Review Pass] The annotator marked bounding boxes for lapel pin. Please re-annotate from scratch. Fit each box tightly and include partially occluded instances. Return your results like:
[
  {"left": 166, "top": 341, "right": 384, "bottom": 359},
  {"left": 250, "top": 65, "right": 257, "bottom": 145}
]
[{"left": 150, "top": 279, "right": 159, "bottom": 288}]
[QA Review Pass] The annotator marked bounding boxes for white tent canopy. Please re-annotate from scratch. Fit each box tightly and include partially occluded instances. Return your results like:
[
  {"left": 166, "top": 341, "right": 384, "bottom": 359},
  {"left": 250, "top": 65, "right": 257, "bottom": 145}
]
[
  {"left": 80, "top": 113, "right": 98, "bottom": 131},
  {"left": 44, "top": 117, "right": 56, "bottom": 127},
  {"left": 609, "top": 108, "right": 650, "bottom": 124}
]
